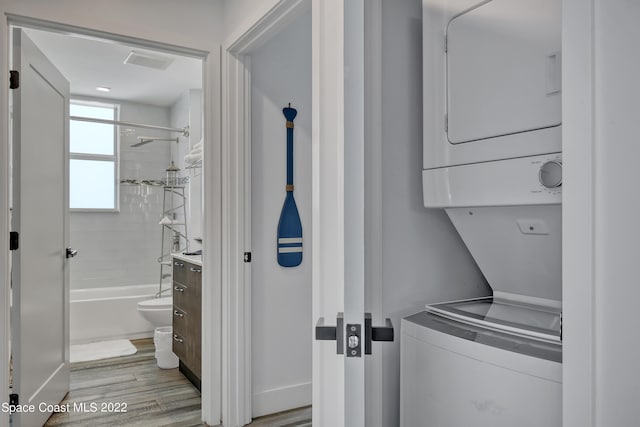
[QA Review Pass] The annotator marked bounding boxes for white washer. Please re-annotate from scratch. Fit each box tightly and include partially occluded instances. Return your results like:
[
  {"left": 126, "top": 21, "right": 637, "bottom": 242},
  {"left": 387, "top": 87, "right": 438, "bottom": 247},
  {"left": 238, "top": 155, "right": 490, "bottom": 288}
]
[
  {"left": 400, "top": 201, "right": 563, "bottom": 426},
  {"left": 400, "top": 297, "right": 561, "bottom": 427}
]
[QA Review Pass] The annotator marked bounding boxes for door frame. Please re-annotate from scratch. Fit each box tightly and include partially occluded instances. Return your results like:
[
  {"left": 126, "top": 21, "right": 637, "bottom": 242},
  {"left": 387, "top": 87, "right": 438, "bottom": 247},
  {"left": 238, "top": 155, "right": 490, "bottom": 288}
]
[
  {"left": 222, "top": 1, "right": 312, "bottom": 425},
  {"left": 562, "top": 0, "right": 595, "bottom": 425},
  {"left": 222, "top": 0, "right": 384, "bottom": 426},
  {"left": 0, "top": 15, "right": 222, "bottom": 426}
]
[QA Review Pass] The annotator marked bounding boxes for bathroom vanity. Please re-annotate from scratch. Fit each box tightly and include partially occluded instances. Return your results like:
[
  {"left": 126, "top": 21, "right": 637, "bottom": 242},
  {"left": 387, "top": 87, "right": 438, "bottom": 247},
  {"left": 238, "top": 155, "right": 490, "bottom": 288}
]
[{"left": 172, "top": 254, "right": 202, "bottom": 390}]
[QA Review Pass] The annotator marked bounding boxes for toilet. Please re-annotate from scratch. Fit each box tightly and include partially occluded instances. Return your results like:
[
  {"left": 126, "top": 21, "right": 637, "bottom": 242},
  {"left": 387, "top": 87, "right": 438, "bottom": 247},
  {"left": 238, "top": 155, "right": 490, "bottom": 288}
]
[{"left": 137, "top": 296, "right": 172, "bottom": 327}]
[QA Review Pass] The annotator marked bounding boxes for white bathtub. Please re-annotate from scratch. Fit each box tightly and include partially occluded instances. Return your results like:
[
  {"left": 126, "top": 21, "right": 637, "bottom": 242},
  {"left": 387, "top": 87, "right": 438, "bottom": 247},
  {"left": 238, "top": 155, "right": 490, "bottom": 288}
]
[{"left": 70, "top": 284, "right": 165, "bottom": 344}]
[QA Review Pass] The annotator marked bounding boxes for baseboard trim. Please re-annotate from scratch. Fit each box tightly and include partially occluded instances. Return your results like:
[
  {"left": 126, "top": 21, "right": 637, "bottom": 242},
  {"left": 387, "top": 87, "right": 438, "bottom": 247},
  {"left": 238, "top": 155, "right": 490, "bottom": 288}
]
[{"left": 252, "top": 381, "right": 312, "bottom": 418}]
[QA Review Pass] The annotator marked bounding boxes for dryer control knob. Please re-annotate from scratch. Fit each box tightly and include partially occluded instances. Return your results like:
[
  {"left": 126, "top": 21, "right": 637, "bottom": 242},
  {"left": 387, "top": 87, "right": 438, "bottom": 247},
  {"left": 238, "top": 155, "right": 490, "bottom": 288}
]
[{"left": 539, "top": 160, "right": 563, "bottom": 188}]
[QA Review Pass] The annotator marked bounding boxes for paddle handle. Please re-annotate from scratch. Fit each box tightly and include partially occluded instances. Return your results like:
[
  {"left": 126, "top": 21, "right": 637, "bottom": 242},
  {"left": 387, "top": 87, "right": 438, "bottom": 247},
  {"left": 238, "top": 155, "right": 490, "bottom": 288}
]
[
  {"left": 283, "top": 104, "right": 297, "bottom": 192},
  {"left": 286, "top": 126, "right": 294, "bottom": 188}
]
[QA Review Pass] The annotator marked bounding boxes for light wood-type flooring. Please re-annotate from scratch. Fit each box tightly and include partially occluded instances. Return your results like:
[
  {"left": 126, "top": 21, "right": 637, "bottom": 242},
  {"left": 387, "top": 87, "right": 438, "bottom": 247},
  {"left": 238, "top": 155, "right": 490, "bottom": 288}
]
[{"left": 44, "top": 339, "right": 311, "bottom": 427}]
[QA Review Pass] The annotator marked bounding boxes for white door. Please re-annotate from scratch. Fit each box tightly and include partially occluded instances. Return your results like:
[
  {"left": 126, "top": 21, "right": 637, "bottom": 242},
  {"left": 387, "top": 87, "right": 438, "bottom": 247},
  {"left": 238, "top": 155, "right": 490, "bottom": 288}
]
[
  {"left": 11, "top": 28, "right": 71, "bottom": 427},
  {"left": 312, "top": 1, "right": 392, "bottom": 426}
]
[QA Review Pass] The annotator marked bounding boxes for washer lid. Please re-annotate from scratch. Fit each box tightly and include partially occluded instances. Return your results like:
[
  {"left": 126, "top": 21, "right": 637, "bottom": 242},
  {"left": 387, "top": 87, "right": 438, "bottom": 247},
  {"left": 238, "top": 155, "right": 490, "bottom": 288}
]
[
  {"left": 426, "top": 296, "right": 561, "bottom": 342},
  {"left": 404, "top": 311, "right": 562, "bottom": 363}
]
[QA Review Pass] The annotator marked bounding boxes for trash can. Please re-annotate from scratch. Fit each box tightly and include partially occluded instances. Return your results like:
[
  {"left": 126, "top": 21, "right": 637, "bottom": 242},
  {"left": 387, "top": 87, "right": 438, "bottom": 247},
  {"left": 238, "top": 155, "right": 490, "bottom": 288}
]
[{"left": 154, "top": 326, "right": 179, "bottom": 369}]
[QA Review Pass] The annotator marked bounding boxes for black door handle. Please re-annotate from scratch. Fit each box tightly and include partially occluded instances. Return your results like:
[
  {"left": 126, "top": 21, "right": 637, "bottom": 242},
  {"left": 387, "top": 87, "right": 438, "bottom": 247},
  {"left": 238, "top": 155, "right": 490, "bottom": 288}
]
[
  {"left": 315, "top": 313, "right": 394, "bottom": 356},
  {"left": 365, "top": 313, "right": 394, "bottom": 355},
  {"left": 315, "top": 313, "right": 344, "bottom": 355}
]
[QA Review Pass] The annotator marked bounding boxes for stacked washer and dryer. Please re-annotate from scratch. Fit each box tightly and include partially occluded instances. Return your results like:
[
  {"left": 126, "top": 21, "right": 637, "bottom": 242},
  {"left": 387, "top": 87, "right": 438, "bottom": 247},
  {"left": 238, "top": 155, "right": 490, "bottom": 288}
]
[{"left": 401, "top": 0, "right": 562, "bottom": 426}]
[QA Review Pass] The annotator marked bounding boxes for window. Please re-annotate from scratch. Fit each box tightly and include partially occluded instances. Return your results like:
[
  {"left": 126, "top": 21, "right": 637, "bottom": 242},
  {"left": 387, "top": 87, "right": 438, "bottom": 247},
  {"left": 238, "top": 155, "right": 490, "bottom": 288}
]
[{"left": 69, "top": 101, "right": 119, "bottom": 211}]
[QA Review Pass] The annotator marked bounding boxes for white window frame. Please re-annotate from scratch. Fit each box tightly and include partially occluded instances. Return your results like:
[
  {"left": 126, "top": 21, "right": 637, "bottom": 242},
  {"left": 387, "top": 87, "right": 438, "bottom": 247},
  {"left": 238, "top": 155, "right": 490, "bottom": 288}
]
[{"left": 69, "top": 99, "right": 120, "bottom": 212}]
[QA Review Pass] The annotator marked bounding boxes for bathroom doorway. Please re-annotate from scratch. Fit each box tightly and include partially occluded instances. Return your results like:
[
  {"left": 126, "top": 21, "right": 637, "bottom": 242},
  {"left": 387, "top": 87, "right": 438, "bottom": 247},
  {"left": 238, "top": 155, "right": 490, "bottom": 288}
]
[
  {"left": 19, "top": 27, "right": 204, "bottom": 344},
  {"left": 7, "top": 18, "right": 217, "bottom": 425}
]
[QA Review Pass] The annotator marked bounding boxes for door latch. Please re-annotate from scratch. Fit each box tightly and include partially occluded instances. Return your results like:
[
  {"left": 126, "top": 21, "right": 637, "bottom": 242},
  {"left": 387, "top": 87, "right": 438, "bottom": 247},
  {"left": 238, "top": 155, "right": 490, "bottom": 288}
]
[
  {"left": 315, "top": 312, "right": 394, "bottom": 357},
  {"left": 346, "top": 324, "right": 361, "bottom": 357}
]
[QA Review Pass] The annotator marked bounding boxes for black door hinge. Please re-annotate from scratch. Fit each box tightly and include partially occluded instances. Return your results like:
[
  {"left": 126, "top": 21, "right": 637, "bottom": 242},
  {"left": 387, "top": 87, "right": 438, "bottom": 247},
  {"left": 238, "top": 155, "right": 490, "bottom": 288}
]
[
  {"left": 9, "top": 232, "right": 19, "bottom": 251},
  {"left": 9, "top": 70, "right": 19, "bottom": 89},
  {"left": 244, "top": 252, "right": 252, "bottom": 263},
  {"left": 9, "top": 393, "right": 18, "bottom": 406}
]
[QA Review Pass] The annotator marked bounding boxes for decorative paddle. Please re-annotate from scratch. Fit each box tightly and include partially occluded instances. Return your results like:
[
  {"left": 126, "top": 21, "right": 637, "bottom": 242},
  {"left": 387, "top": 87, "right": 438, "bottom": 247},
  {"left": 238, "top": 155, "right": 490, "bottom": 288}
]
[{"left": 277, "top": 104, "right": 303, "bottom": 267}]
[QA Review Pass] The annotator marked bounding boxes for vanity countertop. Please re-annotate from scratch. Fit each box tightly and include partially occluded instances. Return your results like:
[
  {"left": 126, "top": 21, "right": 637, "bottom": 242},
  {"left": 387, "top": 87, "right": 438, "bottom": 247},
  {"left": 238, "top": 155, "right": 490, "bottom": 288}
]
[{"left": 172, "top": 252, "right": 202, "bottom": 267}]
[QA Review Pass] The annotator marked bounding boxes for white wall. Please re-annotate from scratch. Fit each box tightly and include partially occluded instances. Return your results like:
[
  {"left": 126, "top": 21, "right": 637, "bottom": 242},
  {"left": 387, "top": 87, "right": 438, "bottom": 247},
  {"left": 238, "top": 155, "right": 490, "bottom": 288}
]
[
  {"left": 222, "top": 0, "right": 280, "bottom": 41},
  {"left": 249, "top": 10, "right": 312, "bottom": 418},
  {"left": 377, "top": 0, "right": 489, "bottom": 425},
  {"left": 2, "top": 0, "right": 223, "bottom": 49},
  {"left": 70, "top": 99, "right": 171, "bottom": 289}
]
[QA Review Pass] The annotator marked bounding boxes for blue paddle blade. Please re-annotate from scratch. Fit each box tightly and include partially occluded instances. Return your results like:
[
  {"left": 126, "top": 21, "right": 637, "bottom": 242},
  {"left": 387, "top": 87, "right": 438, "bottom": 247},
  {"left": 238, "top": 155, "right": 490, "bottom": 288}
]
[{"left": 277, "top": 192, "right": 303, "bottom": 267}]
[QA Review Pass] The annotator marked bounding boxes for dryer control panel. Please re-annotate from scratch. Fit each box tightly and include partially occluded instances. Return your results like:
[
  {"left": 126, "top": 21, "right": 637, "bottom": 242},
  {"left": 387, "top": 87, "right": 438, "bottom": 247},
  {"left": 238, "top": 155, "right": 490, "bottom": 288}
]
[{"left": 423, "top": 153, "right": 562, "bottom": 208}]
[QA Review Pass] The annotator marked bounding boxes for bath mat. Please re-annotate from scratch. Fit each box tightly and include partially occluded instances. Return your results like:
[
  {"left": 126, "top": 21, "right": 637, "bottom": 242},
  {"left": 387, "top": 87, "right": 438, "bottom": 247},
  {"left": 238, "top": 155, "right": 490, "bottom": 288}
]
[{"left": 70, "top": 339, "right": 137, "bottom": 363}]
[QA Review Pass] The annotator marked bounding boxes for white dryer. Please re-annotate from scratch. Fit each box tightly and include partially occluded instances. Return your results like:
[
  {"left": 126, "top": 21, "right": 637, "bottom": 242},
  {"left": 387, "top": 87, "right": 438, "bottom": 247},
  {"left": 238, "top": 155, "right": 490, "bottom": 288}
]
[{"left": 422, "top": 0, "right": 562, "bottom": 178}]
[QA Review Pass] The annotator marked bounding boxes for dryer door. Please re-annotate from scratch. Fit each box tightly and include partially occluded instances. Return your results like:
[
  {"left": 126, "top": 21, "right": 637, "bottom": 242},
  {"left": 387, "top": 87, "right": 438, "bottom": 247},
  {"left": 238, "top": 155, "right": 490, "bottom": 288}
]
[{"left": 446, "top": 0, "right": 561, "bottom": 144}]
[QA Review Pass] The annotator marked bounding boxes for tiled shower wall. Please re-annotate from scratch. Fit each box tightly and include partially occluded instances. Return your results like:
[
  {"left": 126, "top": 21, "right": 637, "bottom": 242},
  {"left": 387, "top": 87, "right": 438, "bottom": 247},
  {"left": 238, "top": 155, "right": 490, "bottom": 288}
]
[{"left": 69, "top": 98, "right": 172, "bottom": 289}]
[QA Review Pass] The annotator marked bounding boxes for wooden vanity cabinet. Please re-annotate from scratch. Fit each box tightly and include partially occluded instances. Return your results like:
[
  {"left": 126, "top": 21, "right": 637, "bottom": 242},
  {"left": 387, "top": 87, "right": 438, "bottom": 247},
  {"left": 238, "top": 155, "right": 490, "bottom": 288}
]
[{"left": 172, "top": 257, "right": 202, "bottom": 389}]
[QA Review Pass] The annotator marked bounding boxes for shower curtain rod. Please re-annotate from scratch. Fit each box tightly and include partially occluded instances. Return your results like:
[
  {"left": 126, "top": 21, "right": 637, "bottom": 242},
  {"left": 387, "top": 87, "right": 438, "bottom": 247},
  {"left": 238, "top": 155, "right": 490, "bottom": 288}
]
[{"left": 70, "top": 116, "right": 190, "bottom": 137}]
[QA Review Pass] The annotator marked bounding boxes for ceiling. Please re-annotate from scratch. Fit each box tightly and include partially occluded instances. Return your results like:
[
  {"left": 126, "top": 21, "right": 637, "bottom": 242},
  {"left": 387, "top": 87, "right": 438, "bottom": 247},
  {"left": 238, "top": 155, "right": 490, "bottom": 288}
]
[{"left": 24, "top": 28, "right": 203, "bottom": 108}]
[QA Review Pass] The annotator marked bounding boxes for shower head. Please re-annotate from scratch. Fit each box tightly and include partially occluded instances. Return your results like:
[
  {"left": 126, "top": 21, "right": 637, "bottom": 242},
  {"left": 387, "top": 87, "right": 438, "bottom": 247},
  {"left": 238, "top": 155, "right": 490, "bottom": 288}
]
[
  {"left": 132, "top": 137, "right": 154, "bottom": 147},
  {"left": 132, "top": 136, "right": 179, "bottom": 147}
]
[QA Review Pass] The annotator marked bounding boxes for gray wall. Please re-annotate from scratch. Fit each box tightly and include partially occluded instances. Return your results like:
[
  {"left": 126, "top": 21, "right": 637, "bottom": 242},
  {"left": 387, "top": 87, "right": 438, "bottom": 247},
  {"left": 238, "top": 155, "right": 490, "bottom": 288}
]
[
  {"left": 249, "top": 10, "right": 313, "bottom": 417},
  {"left": 377, "top": 0, "right": 489, "bottom": 425}
]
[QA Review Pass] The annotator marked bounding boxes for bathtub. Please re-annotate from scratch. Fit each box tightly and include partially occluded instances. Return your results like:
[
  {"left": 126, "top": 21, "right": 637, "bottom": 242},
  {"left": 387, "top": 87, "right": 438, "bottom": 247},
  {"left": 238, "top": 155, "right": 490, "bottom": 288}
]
[{"left": 70, "top": 284, "right": 166, "bottom": 344}]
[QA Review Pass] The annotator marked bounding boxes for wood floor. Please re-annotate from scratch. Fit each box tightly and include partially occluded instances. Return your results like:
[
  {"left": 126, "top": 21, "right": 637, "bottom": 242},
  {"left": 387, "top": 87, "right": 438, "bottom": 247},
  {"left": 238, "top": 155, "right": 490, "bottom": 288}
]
[
  {"left": 45, "top": 339, "right": 311, "bottom": 427},
  {"left": 45, "top": 339, "right": 201, "bottom": 426}
]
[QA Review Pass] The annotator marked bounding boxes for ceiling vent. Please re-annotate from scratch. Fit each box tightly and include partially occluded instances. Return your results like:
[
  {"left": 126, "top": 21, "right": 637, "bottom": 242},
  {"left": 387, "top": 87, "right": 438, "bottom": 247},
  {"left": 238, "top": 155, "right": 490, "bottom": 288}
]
[{"left": 123, "top": 50, "right": 174, "bottom": 70}]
